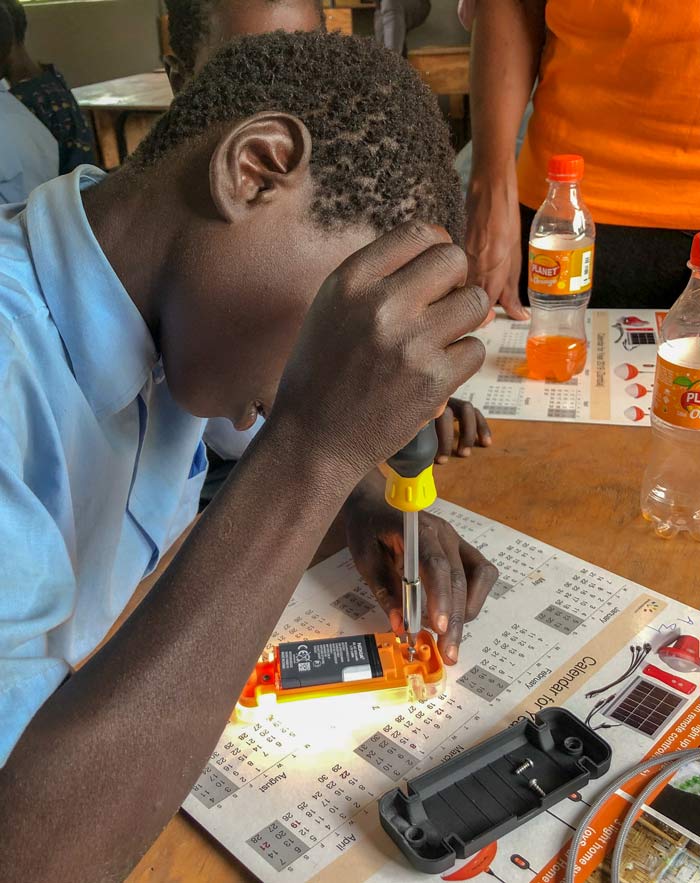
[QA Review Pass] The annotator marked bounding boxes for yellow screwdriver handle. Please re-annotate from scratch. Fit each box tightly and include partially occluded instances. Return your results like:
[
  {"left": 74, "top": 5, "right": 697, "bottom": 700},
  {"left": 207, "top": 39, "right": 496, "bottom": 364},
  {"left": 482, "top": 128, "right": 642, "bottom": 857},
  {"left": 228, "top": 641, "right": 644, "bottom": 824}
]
[{"left": 385, "top": 422, "right": 438, "bottom": 513}]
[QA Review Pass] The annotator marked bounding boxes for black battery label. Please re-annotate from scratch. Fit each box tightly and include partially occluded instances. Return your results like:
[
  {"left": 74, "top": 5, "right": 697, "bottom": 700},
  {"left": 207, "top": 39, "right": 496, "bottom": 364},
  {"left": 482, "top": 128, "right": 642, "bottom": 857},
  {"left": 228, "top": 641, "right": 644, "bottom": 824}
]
[{"left": 279, "top": 634, "right": 383, "bottom": 690}]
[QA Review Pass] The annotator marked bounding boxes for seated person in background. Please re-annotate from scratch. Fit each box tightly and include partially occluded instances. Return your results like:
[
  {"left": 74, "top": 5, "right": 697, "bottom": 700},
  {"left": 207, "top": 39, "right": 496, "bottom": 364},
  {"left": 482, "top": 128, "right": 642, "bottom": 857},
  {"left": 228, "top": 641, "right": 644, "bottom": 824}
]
[
  {"left": 375, "top": 0, "right": 432, "bottom": 57},
  {"left": 164, "top": 0, "right": 325, "bottom": 91},
  {"left": 166, "top": 0, "right": 487, "bottom": 462},
  {"left": 464, "top": 0, "right": 700, "bottom": 317},
  {"left": 0, "top": 33, "right": 497, "bottom": 881},
  {"left": 0, "top": 4, "right": 57, "bottom": 203},
  {"left": 0, "top": 0, "right": 95, "bottom": 174}
]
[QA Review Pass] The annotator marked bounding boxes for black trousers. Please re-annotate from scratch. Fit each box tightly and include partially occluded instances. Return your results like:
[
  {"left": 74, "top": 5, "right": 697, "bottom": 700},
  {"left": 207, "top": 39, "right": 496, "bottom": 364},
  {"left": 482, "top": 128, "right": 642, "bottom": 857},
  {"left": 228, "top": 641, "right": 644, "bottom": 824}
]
[{"left": 519, "top": 204, "right": 697, "bottom": 310}]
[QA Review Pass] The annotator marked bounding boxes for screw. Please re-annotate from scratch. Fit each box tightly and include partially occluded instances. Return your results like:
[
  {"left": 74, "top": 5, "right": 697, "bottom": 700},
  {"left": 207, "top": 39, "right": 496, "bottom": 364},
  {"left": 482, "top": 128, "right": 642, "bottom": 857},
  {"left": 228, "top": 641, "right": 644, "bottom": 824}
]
[
  {"left": 528, "top": 778, "right": 546, "bottom": 798},
  {"left": 513, "top": 758, "right": 534, "bottom": 776}
]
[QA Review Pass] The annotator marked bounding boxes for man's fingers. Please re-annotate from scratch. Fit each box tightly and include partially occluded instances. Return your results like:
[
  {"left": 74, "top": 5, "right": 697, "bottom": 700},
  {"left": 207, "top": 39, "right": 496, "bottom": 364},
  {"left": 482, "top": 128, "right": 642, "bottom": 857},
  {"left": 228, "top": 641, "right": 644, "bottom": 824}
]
[
  {"left": 355, "top": 544, "right": 402, "bottom": 623},
  {"left": 443, "top": 335, "right": 486, "bottom": 391},
  {"left": 439, "top": 399, "right": 492, "bottom": 455},
  {"left": 341, "top": 221, "right": 452, "bottom": 289},
  {"left": 459, "top": 541, "right": 499, "bottom": 621},
  {"left": 456, "top": 401, "right": 477, "bottom": 455},
  {"left": 435, "top": 406, "right": 455, "bottom": 464},
  {"left": 478, "top": 307, "right": 497, "bottom": 329},
  {"left": 436, "top": 533, "right": 468, "bottom": 665},
  {"left": 417, "top": 524, "right": 453, "bottom": 638},
  {"left": 383, "top": 243, "right": 469, "bottom": 311},
  {"left": 475, "top": 408, "right": 492, "bottom": 446},
  {"left": 427, "top": 284, "right": 491, "bottom": 344}
]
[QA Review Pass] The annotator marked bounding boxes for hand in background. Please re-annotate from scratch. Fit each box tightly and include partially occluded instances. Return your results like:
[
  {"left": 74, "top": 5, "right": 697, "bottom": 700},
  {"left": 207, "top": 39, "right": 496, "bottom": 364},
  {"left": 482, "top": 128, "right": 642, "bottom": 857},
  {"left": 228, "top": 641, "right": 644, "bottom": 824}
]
[
  {"left": 435, "top": 398, "right": 491, "bottom": 462},
  {"left": 465, "top": 161, "right": 529, "bottom": 323}
]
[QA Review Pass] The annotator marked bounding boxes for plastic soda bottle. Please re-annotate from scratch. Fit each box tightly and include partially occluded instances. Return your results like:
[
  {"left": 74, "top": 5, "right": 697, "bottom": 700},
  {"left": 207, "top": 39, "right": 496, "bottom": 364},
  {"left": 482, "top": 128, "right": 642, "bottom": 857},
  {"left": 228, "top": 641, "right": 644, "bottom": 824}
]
[
  {"left": 526, "top": 155, "right": 595, "bottom": 382},
  {"left": 641, "top": 232, "right": 700, "bottom": 539}
]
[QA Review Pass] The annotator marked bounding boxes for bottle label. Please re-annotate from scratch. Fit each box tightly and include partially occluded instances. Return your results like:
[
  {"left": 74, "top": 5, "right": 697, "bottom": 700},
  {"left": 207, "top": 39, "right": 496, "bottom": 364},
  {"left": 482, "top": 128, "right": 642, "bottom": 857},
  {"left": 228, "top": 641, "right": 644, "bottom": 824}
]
[
  {"left": 652, "top": 354, "right": 700, "bottom": 429},
  {"left": 528, "top": 245, "right": 594, "bottom": 296}
]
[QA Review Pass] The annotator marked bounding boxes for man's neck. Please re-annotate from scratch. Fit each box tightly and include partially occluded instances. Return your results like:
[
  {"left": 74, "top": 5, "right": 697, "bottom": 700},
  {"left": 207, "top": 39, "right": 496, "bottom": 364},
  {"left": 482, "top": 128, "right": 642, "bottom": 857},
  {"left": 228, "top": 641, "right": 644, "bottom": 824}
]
[
  {"left": 6, "top": 43, "right": 43, "bottom": 87},
  {"left": 81, "top": 169, "right": 177, "bottom": 349}
]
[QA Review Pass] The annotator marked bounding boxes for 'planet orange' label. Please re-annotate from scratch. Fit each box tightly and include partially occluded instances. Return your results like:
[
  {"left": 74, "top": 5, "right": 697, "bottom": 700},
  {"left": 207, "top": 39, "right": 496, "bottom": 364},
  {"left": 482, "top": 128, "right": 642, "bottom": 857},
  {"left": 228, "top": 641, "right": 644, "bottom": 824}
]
[
  {"left": 652, "top": 354, "right": 700, "bottom": 429},
  {"left": 528, "top": 245, "right": 594, "bottom": 295}
]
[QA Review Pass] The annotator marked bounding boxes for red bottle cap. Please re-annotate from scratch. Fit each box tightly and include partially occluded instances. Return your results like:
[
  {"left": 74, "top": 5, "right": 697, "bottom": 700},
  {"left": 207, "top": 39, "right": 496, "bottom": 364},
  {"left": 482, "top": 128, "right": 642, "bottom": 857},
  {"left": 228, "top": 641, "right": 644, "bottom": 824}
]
[
  {"left": 547, "top": 154, "right": 584, "bottom": 182},
  {"left": 690, "top": 232, "right": 700, "bottom": 269}
]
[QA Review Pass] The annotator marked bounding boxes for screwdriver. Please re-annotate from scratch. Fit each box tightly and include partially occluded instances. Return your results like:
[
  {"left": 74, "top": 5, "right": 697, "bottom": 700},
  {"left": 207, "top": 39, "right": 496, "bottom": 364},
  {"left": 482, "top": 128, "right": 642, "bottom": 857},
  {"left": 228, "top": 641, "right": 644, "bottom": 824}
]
[{"left": 385, "top": 422, "right": 438, "bottom": 659}]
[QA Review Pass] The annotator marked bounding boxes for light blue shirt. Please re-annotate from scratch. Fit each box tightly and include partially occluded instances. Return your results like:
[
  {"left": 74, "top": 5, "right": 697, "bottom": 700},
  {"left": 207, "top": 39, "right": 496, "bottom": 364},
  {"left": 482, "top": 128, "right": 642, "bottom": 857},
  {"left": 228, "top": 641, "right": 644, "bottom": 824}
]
[
  {"left": 0, "top": 80, "right": 59, "bottom": 204},
  {"left": 0, "top": 167, "right": 208, "bottom": 766}
]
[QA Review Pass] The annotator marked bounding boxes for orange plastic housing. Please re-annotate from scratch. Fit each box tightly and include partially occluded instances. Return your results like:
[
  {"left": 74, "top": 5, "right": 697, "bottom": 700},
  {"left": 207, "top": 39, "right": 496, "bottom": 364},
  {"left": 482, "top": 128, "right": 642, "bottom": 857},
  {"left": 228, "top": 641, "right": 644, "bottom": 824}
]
[{"left": 237, "top": 630, "right": 444, "bottom": 710}]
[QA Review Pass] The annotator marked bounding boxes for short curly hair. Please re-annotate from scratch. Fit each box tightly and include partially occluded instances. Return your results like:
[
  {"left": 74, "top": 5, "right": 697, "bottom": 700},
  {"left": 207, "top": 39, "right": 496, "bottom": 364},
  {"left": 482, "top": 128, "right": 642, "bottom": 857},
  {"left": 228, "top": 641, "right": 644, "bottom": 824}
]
[
  {"left": 165, "top": 0, "right": 325, "bottom": 74},
  {"left": 132, "top": 31, "right": 464, "bottom": 242}
]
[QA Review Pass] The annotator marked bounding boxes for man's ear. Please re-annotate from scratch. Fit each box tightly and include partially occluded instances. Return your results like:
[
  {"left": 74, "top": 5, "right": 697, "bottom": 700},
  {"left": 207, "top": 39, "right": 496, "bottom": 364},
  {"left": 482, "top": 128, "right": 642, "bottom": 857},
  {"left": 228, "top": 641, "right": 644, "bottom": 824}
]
[
  {"left": 209, "top": 112, "right": 312, "bottom": 223},
  {"left": 163, "top": 54, "right": 186, "bottom": 95}
]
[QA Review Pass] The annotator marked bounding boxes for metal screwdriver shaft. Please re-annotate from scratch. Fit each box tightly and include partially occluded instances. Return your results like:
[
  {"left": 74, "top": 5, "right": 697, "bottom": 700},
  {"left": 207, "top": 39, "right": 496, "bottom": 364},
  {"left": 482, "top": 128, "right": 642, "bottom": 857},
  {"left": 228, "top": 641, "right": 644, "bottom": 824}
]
[
  {"left": 385, "top": 422, "right": 438, "bottom": 661},
  {"left": 403, "top": 510, "right": 421, "bottom": 660}
]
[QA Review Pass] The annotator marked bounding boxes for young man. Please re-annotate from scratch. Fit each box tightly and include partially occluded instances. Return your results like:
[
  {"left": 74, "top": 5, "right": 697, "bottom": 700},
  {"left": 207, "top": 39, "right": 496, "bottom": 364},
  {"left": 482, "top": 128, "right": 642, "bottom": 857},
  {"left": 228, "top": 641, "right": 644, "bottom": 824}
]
[
  {"left": 0, "top": 0, "right": 96, "bottom": 174},
  {"left": 164, "top": 0, "right": 325, "bottom": 92},
  {"left": 165, "top": 0, "right": 488, "bottom": 462},
  {"left": 0, "top": 32, "right": 495, "bottom": 881},
  {"left": 0, "top": 5, "right": 58, "bottom": 203}
]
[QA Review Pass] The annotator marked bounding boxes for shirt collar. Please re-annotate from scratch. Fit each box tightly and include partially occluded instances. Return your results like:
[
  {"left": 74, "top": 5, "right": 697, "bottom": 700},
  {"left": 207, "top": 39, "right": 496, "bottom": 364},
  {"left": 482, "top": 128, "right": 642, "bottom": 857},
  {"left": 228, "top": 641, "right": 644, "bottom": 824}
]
[{"left": 23, "top": 165, "right": 158, "bottom": 418}]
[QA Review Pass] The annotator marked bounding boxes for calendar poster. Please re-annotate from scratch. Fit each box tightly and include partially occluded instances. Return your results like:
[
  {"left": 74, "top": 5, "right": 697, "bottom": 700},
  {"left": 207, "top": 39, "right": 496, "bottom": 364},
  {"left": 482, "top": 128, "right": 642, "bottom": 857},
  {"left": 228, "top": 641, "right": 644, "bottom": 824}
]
[
  {"left": 183, "top": 500, "right": 700, "bottom": 883},
  {"left": 454, "top": 309, "right": 667, "bottom": 426}
]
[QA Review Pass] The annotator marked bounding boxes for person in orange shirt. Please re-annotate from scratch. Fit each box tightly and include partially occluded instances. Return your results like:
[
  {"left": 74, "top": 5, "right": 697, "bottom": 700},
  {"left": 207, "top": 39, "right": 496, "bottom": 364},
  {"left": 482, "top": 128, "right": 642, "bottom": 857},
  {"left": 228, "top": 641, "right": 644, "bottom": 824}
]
[{"left": 462, "top": 0, "right": 700, "bottom": 314}]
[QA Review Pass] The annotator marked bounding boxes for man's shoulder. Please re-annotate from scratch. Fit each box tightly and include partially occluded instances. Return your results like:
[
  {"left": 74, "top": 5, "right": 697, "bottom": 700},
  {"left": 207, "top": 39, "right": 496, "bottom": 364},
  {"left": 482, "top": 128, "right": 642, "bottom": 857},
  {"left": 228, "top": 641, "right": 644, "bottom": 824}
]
[{"left": 0, "top": 209, "right": 50, "bottom": 341}]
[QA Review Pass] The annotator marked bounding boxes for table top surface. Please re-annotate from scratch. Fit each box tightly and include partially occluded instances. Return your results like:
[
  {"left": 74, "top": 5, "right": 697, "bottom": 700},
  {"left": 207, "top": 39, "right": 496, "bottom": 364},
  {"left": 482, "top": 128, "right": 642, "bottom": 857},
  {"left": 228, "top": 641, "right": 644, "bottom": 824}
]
[
  {"left": 123, "top": 418, "right": 696, "bottom": 883},
  {"left": 72, "top": 42, "right": 469, "bottom": 113},
  {"left": 73, "top": 72, "right": 173, "bottom": 112},
  {"left": 408, "top": 44, "right": 469, "bottom": 56}
]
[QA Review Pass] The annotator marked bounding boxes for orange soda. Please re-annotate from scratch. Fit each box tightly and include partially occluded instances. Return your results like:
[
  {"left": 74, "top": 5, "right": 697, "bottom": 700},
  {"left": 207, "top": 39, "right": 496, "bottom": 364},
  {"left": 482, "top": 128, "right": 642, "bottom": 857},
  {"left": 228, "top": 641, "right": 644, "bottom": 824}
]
[{"left": 526, "top": 155, "right": 596, "bottom": 382}]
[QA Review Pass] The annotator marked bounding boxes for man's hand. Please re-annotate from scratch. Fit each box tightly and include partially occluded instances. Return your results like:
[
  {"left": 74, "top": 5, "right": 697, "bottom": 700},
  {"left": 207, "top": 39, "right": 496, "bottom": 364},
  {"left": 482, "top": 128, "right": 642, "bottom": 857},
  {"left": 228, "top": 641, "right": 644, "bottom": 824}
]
[
  {"left": 465, "top": 161, "right": 528, "bottom": 322},
  {"left": 344, "top": 472, "right": 498, "bottom": 664},
  {"left": 435, "top": 398, "right": 491, "bottom": 463},
  {"left": 274, "top": 222, "right": 490, "bottom": 479}
]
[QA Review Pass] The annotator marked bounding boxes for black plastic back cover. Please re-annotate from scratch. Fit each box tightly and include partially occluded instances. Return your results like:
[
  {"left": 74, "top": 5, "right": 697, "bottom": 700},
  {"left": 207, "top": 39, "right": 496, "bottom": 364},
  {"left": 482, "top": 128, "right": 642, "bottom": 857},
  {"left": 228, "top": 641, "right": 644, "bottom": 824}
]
[{"left": 378, "top": 708, "right": 612, "bottom": 874}]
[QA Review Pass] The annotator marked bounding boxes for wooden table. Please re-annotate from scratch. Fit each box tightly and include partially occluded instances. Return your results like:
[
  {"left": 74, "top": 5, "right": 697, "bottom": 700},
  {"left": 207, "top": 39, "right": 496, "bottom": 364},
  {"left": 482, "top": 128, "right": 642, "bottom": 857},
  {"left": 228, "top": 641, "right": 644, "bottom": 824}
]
[
  {"left": 407, "top": 44, "right": 470, "bottom": 133},
  {"left": 73, "top": 72, "right": 172, "bottom": 170},
  {"left": 121, "top": 419, "right": 697, "bottom": 883},
  {"left": 407, "top": 45, "right": 469, "bottom": 97}
]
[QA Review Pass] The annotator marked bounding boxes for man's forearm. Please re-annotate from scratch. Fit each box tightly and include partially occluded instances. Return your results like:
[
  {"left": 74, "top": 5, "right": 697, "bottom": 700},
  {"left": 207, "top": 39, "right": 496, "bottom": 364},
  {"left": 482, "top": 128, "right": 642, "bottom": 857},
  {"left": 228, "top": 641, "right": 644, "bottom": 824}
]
[
  {"left": 469, "top": 0, "right": 546, "bottom": 177},
  {"left": 1, "top": 416, "right": 358, "bottom": 883}
]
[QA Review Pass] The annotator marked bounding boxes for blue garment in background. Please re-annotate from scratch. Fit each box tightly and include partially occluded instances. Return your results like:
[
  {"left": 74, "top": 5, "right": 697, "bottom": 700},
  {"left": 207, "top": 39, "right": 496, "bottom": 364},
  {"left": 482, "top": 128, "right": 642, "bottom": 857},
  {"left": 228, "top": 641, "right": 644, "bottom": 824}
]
[
  {"left": 0, "top": 81, "right": 58, "bottom": 204},
  {"left": 0, "top": 167, "right": 207, "bottom": 766},
  {"left": 10, "top": 65, "right": 96, "bottom": 174}
]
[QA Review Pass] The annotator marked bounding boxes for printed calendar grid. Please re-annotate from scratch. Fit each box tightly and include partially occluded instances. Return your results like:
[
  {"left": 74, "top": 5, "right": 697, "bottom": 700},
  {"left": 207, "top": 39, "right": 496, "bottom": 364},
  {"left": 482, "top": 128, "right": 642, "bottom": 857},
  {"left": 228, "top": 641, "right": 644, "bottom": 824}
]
[
  {"left": 454, "top": 308, "right": 663, "bottom": 426},
  {"left": 182, "top": 500, "right": 695, "bottom": 883}
]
